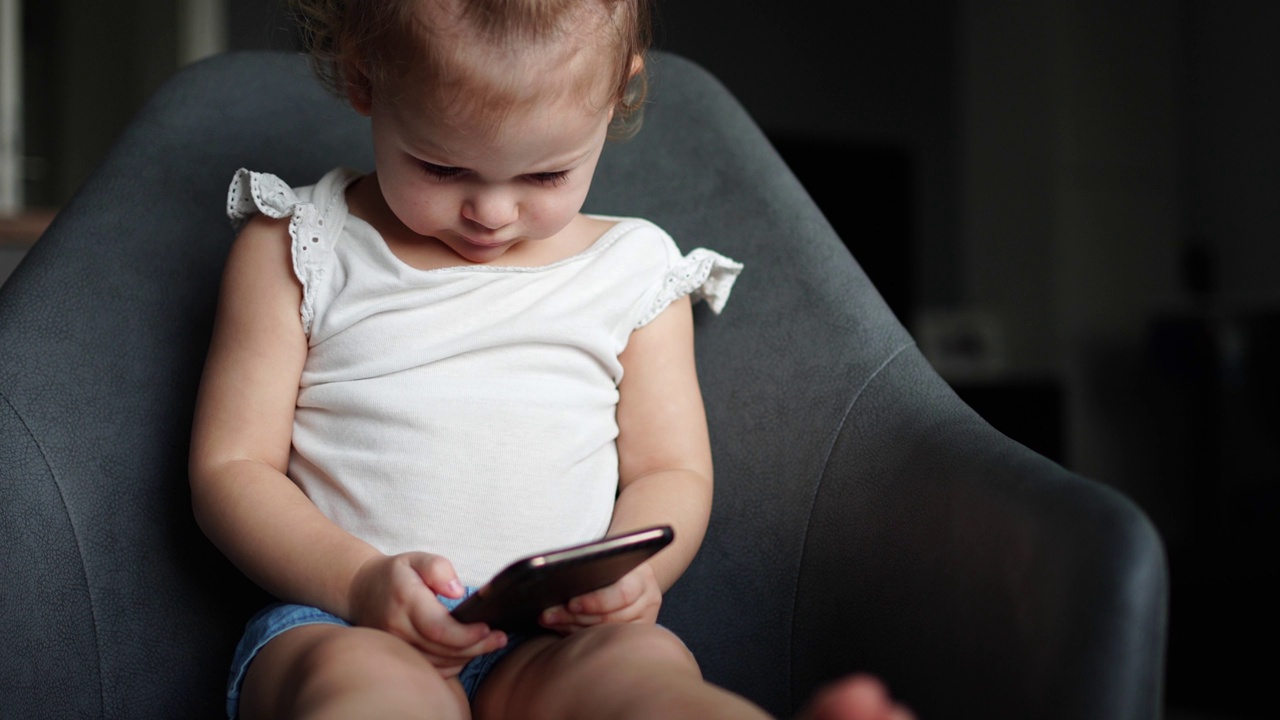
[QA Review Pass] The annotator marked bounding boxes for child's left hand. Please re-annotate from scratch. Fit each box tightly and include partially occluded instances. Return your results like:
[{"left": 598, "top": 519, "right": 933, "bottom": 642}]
[{"left": 538, "top": 561, "right": 663, "bottom": 634}]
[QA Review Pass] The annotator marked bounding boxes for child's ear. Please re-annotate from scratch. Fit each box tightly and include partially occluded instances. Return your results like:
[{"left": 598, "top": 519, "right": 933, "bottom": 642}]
[
  {"left": 609, "top": 53, "right": 646, "bottom": 123},
  {"left": 343, "top": 58, "right": 374, "bottom": 116}
]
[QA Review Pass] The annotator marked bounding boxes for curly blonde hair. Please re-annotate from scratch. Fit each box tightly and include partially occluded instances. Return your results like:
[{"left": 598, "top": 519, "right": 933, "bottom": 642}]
[{"left": 285, "top": 0, "right": 651, "bottom": 139}]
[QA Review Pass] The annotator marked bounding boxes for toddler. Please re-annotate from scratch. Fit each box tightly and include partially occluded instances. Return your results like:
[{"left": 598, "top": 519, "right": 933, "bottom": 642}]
[{"left": 189, "top": 1, "right": 912, "bottom": 718}]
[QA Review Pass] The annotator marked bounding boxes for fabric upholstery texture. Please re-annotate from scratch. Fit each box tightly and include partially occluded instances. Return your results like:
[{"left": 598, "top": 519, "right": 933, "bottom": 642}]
[{"left": 0, "top": 51, "right": 1168, "bottom": 720}]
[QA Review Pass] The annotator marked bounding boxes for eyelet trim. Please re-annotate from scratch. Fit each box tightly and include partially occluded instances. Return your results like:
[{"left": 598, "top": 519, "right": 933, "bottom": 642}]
[
  {"left": 226, "top": 168, "right": 329, "bottom": 336},
  {"left": 636, "top": 248, "right": 744, "bottom": 328}
]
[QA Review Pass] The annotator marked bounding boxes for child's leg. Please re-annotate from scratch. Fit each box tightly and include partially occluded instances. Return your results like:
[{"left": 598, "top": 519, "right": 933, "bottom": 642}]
[
  {"left": 472, "top": 624, "right": 915, "bottom": 720},
  {"left": 239, "top": 624, "right": 470, "bottom": 720},
  {"left": 472, "top": 623, "right": 772, "bottom": 720}
]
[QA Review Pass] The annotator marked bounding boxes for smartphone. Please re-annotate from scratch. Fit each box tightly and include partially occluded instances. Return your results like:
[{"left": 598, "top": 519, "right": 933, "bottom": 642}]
[{"left": 450, "top": 525, "right": 675, "bottom": 631}]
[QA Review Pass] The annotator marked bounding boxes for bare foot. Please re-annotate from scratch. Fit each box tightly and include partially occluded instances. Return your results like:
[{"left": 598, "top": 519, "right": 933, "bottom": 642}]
[{"left": 796, "top": 674, "right": 915, "bottom": 720}]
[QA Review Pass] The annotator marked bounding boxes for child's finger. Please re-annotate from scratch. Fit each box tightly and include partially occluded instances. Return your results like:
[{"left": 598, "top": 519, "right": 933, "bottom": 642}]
[
  {"left": 540, "top": 604, "right": 603, "bottom": 631},
  {"left": 566, "top": 575, "right": 639, "bottom": 615},
  {"left": 408, "top": 553, "right": 466, "bottom": 598},
  {"left": 547, "top": 602, "right": 652, "bottom": 626},
  {"left": 411, "top": 618, "right": 508, "bottom": 667},
  {"left": 542, "top": 567, "right": 662, "bottom": 632},
  {"left": 415, "top": 627, "right": 509, "bottom": 665},
  {"left": 404, "top": 593, "right": 501, "bottom": 652}
]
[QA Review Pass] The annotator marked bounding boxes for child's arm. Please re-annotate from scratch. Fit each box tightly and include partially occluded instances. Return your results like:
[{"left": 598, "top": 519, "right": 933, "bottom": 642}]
[
  {"left": 540, "top": 295, "right": 713, "bottom": 630},
  {"left": 189, "top": 214, "right": 504, "bottom": 671}
]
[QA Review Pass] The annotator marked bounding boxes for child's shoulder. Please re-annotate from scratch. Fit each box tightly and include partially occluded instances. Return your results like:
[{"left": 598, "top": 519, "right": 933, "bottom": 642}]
[
  {"left": 584, "top": 216, "right": 743, "bottom": 326},
  {"left": 583, "top": 213, "right": 680, "bottom": 258},
  {"left": 585, "top": 212, "right": 667, "bottom": 235}
]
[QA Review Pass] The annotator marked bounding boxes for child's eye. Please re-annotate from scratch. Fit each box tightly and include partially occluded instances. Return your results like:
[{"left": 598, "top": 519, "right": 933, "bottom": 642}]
[
  {"left": 528, "top": 171, "right": 570, "bottom": 187},
  {"left": 419, "top": 161, "right": 465, "bottom": 180}
]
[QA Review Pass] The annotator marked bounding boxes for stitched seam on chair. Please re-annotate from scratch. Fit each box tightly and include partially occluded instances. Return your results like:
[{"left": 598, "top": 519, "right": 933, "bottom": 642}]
[
  {"left": 786, "top": 340, "right": 914, "bottom": 711},
  {"left": 0, "top": 391, "right": 107, "bottom": 715}
]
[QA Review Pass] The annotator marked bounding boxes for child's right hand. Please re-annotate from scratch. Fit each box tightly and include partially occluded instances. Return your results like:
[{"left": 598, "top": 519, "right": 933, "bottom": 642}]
[{"left": 347, "top": 552, "right": 507, "bottom": 677}]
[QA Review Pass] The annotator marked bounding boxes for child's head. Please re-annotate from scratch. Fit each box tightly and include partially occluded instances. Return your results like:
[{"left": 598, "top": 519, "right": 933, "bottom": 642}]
[
  {"left": 288, "top": 0, "right": 651, "bottom": 140},
  {"left": 287, "top": 1, "right": 653, "bottom": 263}
]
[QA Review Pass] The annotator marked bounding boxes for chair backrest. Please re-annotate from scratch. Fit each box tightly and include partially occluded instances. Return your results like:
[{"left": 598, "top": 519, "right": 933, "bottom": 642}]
[{"left": 0, "top": 50, "right": 1167, "bottom": 720}]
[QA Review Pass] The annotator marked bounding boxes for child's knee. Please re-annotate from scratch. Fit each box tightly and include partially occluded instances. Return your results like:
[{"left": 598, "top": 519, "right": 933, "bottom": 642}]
[
  {"left": 271, "top": 626, "right": 463, "bottom": 715},
  {"left": 473, "top": 625, "right": 704, "bottom": 718},
  {"left": 295, "top": 627, "right": 430, "bottom": 684},
  {"left": 574, "top": 623, "right": 701, "bottom": 675}
]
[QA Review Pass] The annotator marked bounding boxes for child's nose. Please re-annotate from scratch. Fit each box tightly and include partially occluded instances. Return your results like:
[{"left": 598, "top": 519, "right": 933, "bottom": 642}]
[{"left": 461, "top": 189, "right": 518, "bottom": 230}]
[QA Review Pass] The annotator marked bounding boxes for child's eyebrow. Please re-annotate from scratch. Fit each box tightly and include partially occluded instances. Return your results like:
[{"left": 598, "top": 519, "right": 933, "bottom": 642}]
[{"left": 530, "top": 149, "right": 594, "bottom": 172}]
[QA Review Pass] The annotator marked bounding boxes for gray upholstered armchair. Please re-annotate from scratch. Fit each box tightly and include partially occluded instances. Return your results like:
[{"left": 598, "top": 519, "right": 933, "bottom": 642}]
[{"left": 0, "top": 51, "right": 1167, "bottom": 719}]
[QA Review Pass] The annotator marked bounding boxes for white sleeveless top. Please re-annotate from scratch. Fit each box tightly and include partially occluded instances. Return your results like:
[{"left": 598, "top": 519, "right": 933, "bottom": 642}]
[{"left": 226, "top": 167, "right": 743, "bottom": 585}]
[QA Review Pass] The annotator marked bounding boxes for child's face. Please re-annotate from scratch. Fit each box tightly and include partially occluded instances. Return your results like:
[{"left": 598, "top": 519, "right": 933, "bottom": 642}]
[{"left": 366, "top": 80, "right": 614, "bottom": 264}]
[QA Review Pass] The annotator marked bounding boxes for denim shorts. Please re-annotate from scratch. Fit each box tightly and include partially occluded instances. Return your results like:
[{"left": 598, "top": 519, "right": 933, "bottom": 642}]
[{"left": 225, "top": 590, "right": 524, "bottom": 719}]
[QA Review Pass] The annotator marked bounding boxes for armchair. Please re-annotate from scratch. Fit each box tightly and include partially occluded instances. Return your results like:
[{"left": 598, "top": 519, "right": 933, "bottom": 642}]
[{"left": 0, "top": 50, "right": 1167, "bottom": 719}]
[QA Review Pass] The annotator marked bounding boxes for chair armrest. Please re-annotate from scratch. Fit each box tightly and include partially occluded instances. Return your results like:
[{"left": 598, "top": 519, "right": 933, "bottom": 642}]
[{"left": 792, "top": 348, "right": 1169, "bottom": 720}]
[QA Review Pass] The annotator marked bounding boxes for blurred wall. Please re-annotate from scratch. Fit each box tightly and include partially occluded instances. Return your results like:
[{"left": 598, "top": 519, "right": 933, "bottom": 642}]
[
  {"left": 652, "top": 0, "right": 1280, "bottom": 523},
  {"left": 652, "top": 2, "right": 960, "bottom": 311}
]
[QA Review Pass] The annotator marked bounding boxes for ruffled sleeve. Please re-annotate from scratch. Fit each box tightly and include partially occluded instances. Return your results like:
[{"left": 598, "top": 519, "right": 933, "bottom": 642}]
[
  {"left": 225, "top": 168, "right": 336, "bottom": 337},
  {"left": 635, "top": 247, "right": 744, "bottom": 328},
  {"left": 226, "top": 168, "right": 301, "bottom": 226}
]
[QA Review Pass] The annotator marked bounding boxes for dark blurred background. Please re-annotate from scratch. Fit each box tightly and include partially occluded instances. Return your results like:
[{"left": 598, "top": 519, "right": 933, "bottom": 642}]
[{"left": 4, "top": 2, "right": 1277, "bottom": 718}]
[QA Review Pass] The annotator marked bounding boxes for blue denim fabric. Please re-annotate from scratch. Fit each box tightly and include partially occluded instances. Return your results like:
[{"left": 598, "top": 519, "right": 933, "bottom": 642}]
[{"left": 225, "top": 590, "right": 521, "bottom": 718}]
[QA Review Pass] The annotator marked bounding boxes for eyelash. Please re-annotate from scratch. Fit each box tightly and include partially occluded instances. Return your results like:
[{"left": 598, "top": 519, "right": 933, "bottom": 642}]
[
  {"left": 418, "top": 162, "right": 570, "bottom": 188},
  {"left": 419, "top": 162, "right": 464, "bottom": 180},
  {"left": 528, "top": 171, "right": 571, "bottom": 187}
]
